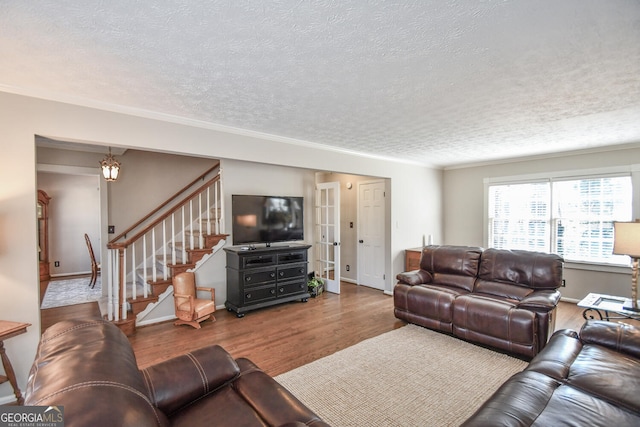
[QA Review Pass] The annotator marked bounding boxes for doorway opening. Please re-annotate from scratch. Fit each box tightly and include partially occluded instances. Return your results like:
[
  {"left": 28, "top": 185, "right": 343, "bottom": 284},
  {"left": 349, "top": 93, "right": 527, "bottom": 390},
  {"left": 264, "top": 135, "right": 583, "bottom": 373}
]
[{"left": 315, "top": 172, "right": 390, "bottom": 292}]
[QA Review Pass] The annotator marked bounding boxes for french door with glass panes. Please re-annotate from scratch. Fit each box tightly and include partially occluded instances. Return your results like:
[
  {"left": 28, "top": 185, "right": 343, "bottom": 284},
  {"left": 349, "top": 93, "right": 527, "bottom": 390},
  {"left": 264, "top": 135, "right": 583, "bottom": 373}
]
[{"left": 315, "top": 182, "right": 340, "bottom": 293}]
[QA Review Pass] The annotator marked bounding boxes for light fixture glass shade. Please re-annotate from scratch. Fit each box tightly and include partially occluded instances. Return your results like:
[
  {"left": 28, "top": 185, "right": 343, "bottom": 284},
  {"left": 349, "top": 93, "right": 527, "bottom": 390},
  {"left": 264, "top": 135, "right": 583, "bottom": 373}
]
[
  {"left": 613, "top": 221, "right": 640, "bottom": 258},
  {"left": 100, "top": 149, "right": 121, "bottom": 182}
]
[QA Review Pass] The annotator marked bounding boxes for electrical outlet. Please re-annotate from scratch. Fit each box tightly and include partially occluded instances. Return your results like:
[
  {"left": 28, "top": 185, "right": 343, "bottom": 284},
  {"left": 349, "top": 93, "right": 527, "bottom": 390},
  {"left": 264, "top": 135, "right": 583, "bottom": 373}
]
[
  {"left": 562, "top": 279, "right": 566, "bottom": 287},
  {"left": 346, "top": 265, "right": 350, "bottom": 271},
  {"left": 108, "top": 225, "right": 115, "bottom": 234},
  {"left": 54, "top": 261, "right": 60, "bottom": 267}
]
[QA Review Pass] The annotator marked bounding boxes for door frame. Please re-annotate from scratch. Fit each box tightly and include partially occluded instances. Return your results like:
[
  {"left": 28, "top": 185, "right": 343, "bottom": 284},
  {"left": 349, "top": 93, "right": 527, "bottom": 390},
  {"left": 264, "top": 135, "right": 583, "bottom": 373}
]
[
  {"left": 36, "top": 164, "right": 107, "bottom": 290},
  {"left": 356, "top": 179, "right": 387, "bottom": 291}
]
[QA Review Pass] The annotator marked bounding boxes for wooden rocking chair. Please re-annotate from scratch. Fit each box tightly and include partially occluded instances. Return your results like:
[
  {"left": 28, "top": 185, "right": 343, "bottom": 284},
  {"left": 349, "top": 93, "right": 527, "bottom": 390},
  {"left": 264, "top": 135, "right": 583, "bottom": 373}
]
[{"left": 173, "top": 272, "right": 216, "bottom": 329}]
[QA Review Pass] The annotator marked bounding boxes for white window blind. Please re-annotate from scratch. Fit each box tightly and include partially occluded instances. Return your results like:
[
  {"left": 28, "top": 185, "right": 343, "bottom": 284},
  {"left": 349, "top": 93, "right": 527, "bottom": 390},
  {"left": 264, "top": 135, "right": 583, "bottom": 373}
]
[
  {"left": 488, "top": 175, "right": 632, "bottom": 265},
  {"left": 488, "top": 182, "right": 550, "bottom": 252},
  {"left": 553, "top": 176, "right": 632, "bottom": 264}
]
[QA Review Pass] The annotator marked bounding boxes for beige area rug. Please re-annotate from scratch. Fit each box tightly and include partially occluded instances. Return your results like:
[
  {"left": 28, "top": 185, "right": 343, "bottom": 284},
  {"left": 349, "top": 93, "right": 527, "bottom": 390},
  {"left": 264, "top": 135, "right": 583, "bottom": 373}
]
[
  {"left": 275, "top": 324, "right": 528, "bottom": 427},
  {"left": 41, "top": 276, "right": 102, "bottom": 309}
]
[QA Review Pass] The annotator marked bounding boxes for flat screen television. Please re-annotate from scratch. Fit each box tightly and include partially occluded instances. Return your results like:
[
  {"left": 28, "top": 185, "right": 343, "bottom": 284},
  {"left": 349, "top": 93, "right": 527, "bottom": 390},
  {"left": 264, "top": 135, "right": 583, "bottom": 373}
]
[{"left": 232, "top": 195, "right": 304, "bottom": 246}]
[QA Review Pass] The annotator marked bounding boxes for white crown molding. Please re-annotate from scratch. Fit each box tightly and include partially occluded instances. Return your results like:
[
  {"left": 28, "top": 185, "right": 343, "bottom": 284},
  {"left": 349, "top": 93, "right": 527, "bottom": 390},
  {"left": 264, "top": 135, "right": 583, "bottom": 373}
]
[{"left": 444, "top": 141, "right": 640, "bottom": 171}]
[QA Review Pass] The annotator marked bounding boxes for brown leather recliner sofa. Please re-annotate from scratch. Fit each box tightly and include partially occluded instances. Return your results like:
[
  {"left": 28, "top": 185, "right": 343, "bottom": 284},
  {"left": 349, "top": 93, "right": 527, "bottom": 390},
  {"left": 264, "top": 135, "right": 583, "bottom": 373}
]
[
  {"left": 25, "top": 319, "right": 329, "bottom": 427},
  {"left": 395, "top": 245, "right": 564, "bottom": 358},
  {"left": 462, "top": 320, "right": 640, "bottom": 426}
]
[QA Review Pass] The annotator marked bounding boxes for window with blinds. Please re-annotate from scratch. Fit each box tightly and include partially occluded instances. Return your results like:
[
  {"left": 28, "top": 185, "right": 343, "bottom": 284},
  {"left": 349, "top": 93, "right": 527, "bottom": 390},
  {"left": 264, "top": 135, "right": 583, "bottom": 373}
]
[
  {"left": 488, "top": 182, "right": 550, "bottom": 252},
  {"left": 488, "top": 175, "right": 632, "bottom": 265}
]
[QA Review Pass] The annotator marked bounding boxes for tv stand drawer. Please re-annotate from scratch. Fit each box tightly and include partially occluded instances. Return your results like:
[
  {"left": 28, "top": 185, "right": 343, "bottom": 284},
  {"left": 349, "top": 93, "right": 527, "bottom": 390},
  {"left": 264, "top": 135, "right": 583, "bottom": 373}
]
[
  {"left": 243, "top": 268, "right": 277, "bottom": 287},
  {"left": 277, "top": 280, "right": 307, "bottom": 297},
  {"left": 277, "top": 264, "right": 307, "bottom": 280},
  {"left": 278, "top": 251, "right": 307, "bottom": 264},
  {"left": 242, "top": 254, "right": 276, "bottom": 268},
  {"left": 244, "top": 284, "right": 276, "bottom": 304}
]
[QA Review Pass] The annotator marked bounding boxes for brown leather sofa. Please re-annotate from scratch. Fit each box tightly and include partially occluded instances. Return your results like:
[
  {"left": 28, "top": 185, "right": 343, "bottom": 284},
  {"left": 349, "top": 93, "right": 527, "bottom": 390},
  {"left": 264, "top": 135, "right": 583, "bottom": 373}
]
[
  {"left": 395, "top": 245, "right": 564, "bottom": 358},
  {"left": 462, "top": 320, "right": 640, "bottom": 426},
  {"left": 25, "top": 319, "right": 329, "bottom": 427}
]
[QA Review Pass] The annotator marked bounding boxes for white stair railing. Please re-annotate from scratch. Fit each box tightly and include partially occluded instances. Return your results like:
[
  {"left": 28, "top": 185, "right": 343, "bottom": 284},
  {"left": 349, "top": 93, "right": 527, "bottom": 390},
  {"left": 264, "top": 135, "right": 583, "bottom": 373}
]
[{"left": 106, "top": 165, "right": 225, "bottom": 323}]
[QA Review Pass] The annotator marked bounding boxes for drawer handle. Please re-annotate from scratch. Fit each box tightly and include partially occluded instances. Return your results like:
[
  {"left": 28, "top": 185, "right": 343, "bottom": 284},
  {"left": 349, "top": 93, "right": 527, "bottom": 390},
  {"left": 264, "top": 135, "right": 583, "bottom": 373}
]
[
  {"left": 271, "top": 289, "right": 276, "bottom": 295},
  {"left": 279, "top": 288, "right": 284, "bottom": 293},
  {"left": 245, "top": 276, "right": 252, "bottom": 282},
  {"left": 270, "top": 272, "right": 276, "bottom": 278},
  {"left": 246, "top": 293, "right": 252, "bottom": 299},
  {"left": 299, "top": 269, "right": 304, "bottom": 274},
  {"left": 279, "top": 271, "right": 285, "bottom": 277}
]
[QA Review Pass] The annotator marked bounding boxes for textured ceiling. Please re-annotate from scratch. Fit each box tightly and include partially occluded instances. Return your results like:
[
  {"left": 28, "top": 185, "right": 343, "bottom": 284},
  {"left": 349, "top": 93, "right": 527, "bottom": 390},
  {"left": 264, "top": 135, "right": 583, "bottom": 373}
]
[{"left": 2, "top": 1, "right": 640, "bottom": 168}]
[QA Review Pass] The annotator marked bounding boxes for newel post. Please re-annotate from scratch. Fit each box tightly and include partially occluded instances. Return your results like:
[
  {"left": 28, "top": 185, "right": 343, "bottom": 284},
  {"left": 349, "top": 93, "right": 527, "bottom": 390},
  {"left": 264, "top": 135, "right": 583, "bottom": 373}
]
[{"left": 107, "top": 243, "right": 136, "bottom": 336}]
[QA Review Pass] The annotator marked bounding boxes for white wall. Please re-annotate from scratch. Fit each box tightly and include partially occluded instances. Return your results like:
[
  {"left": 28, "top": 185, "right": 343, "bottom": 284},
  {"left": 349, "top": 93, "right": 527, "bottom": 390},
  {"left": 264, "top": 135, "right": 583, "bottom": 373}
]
[
  {"left": 107, "top": 150, "right": 215, "bottom": 232},
  {"left": 37, "top": 172, "right": 101, "bottom": 276},
  {"left": 0, "top": 91, "right": 441, "bottom": 401},
  {"left": 443, "top": 146, "right": 640, "bottom": 301}
]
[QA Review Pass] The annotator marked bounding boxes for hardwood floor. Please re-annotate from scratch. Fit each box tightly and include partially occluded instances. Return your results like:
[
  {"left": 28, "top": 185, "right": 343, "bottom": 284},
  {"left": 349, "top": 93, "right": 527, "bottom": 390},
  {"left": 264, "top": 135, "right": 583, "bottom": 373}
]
[
  {"left": 40, "top": 301, "right": 102, "bottom": 332},
  {"left": 130, "top": 283, "right": 404, "bottom": 374},
  {"left": 40, "top": 282, "right": 621, "bottom": 376}
]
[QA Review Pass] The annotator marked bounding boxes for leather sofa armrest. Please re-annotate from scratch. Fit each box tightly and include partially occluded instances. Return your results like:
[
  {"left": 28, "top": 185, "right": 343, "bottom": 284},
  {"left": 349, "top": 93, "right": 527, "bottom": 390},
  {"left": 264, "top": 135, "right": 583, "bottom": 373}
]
[
  {"left": 517, "top": 290, "right": 561, "bottom": 312},
  {"left": 396, "top": 270, "right": 433, "bottom": 286},
  {"left": 141, "top": 344, "right": 240, "bottom": 416},
  {"left": 579, "top": 320, "right": 640, "bottom": 359},
  {"left": 235, "top": 358, "right": 331, "bottom": 427}
]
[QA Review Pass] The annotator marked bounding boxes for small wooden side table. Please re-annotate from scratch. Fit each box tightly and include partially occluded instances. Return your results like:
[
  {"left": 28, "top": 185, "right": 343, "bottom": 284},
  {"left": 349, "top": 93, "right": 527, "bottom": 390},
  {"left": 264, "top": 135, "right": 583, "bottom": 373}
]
[
  {"left": 405, "top": 247, "right": 423, "bottom": 272},
  {"left": 0, "top": 320, "right": 31, "bottom": 405}
]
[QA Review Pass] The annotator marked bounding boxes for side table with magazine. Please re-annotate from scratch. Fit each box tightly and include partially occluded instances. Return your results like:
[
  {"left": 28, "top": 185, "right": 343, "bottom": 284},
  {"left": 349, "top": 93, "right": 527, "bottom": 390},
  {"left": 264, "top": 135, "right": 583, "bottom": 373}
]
[{"left": 577, "top": 293, "right": 640, "bottom": 322}]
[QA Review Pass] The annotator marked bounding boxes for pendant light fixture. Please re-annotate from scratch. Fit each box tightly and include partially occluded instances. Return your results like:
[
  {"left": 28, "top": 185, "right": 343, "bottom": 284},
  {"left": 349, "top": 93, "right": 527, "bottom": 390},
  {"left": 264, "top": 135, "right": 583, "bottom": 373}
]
[{"left": 100, "top": 147, "right": 121, "bottom": 181}]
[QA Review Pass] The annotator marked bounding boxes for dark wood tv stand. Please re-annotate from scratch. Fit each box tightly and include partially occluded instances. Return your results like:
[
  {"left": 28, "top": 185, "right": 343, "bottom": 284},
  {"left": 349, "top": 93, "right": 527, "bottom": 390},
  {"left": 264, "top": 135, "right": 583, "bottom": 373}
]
[{"left": 224, "top": 243, "right": 311, "bottom": 317}]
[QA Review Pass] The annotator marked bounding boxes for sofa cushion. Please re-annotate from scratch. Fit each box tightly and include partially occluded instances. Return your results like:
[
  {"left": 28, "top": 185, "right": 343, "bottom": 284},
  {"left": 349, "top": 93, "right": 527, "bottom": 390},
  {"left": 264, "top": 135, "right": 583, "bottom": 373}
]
[
  {"left": 463, "top": 322, "right": 640, "bottom": 426},
  {"left": 462, "top": 370, "right": 640, "bottom": 427},
  {"left": 477, "top": 248, "right": 563, "bottom": 292},
  {"left": 170, "top": 358, "right": 327, "bottom": 427},
  {"left": 567, "top": 344, "right": 640, "bottom": 414},
  {"left": 453, "top": 294, "right": 537, "bottom": 358},
  {"left": 394, "top": 283, "right": 466, "bottom": 333},
  {"left": 527, "top": 322, "right": 640, "bottom": 415},
  {"left": 580, "top": 319, "right": 640, "bottom": 359},
  {"left": 170, "top": 385, "right": 270, "bottom": 427}
]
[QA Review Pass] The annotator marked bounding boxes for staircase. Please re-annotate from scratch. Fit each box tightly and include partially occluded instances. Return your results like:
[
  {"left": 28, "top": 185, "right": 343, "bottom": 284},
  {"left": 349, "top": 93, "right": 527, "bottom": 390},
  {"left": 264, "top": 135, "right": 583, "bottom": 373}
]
[{"left": 105, "top": 163, "right": 227, "bottom": 334}]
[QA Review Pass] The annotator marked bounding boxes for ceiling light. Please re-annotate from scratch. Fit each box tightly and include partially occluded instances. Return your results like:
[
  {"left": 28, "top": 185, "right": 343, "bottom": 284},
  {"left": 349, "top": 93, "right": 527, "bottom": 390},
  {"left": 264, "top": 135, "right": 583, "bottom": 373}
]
[{"left": 100, "top": 148, "right": 121, "bottom": 181}]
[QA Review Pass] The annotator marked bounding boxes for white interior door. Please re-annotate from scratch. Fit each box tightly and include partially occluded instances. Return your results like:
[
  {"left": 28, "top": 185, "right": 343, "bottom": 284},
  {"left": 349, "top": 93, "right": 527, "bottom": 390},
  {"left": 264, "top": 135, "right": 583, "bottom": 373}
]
[
  {"left": 315, "top": 182, "right": 340, "bottom": 294},
  {"left": 358, "top": 180, "right": 386, "bottom": 290}
]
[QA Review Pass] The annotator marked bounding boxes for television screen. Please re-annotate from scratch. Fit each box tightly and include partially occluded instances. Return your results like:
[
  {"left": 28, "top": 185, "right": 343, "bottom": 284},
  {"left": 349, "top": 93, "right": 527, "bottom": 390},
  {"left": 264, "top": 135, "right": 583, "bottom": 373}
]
[{"left": 232, "top": 195, "right": 304, "bottom": 246}]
